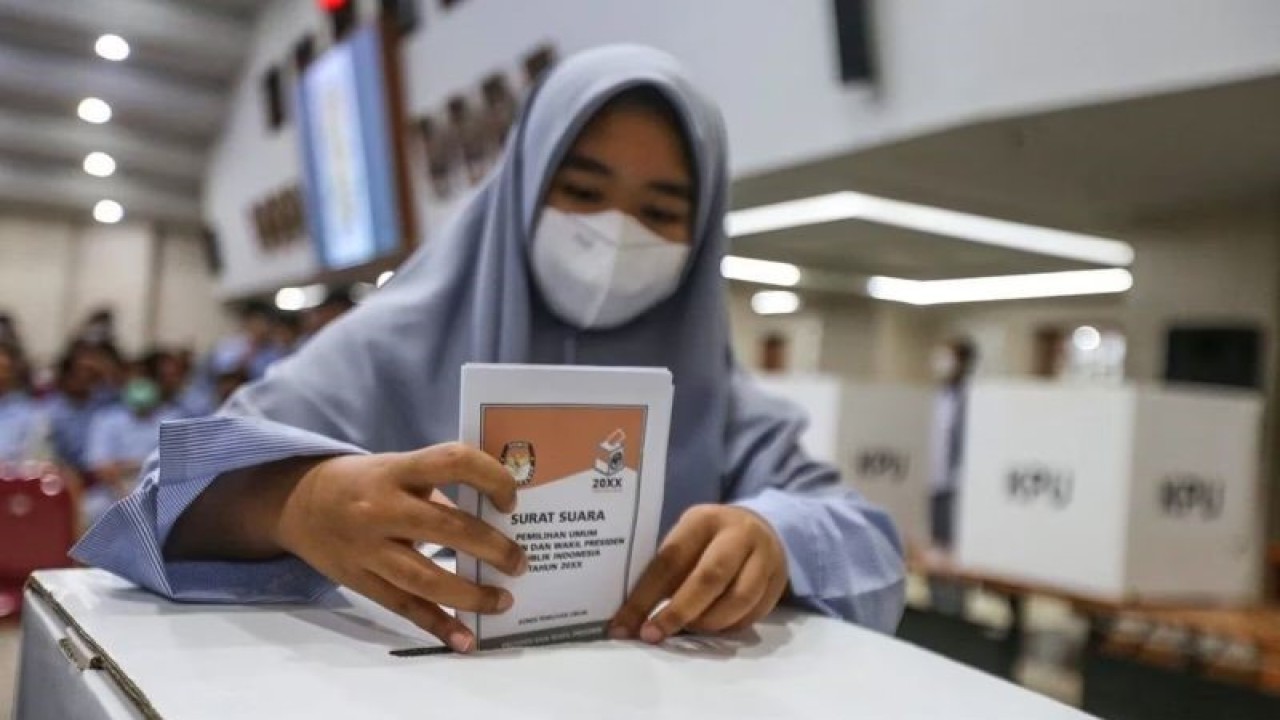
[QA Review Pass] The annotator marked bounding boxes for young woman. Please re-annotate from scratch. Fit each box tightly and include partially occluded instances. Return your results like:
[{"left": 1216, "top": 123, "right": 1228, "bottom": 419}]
[{"left": 75, "top": 45, "right": 905, "bottom": 654}]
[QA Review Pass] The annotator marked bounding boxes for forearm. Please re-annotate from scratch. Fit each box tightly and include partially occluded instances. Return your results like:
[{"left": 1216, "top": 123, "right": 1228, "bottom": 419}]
[{"left": 164, "top": 456, "right": 330, "bottom": 561}]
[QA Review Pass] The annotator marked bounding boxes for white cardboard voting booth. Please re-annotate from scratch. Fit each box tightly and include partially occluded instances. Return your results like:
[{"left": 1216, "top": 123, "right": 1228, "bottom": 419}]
[
  {"left": 957, "top": 381, "right": 1264, "bottom": 602},
  {"left": 755, "top": 375, "right": 934, "bottom": 549}
]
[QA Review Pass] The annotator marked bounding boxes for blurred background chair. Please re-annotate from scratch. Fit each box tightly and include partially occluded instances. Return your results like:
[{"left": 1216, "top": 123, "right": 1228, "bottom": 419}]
[{"left": 0, "top": 465, "right": 75, "bottom": 622}]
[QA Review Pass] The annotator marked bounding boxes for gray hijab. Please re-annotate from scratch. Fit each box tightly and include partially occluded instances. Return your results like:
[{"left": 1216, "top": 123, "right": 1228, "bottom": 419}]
[{"left": 232, "top": 45, "right": 733, "bottom": 529}]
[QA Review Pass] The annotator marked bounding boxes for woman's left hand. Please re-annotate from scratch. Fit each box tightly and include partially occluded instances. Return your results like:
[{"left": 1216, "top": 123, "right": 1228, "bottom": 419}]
[{"left": 610, "top": 504, "right": 788, "bottom": 643}]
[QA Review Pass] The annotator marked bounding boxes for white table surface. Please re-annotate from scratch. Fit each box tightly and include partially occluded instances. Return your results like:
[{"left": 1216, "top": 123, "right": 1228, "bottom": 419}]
[{"left": 19, "top": 568, "right": 1095, "bottom": 719}]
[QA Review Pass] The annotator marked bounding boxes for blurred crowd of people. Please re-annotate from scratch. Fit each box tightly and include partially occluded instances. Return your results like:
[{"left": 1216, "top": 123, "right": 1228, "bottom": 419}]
[{"left": 0, "top": 289, "right": 354, "bottom": 527}]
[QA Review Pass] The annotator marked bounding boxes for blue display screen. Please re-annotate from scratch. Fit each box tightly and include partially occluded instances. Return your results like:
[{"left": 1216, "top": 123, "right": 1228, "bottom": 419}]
[{"left": 296, "top": 25, "right": 402, "bottom": 270}]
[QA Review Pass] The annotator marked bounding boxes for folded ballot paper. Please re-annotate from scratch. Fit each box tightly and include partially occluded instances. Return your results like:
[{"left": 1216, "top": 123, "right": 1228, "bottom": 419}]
[{"left": 456, "top": 364, "right": 673, "bottom": 650}]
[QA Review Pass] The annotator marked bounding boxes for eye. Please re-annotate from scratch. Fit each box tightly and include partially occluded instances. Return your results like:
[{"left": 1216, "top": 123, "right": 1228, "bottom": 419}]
[
  {"left": 642, "top": 206, "right": 685, "bottom": 225},
  {"left": 556, "top": 181, "right": 604, "bottom": 204}
]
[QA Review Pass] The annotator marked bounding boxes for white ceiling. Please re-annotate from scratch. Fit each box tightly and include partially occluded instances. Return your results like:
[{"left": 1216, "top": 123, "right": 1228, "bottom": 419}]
[
  {"left": 731, "top": 74, "right": 1280, "bottom": 283},
  {"left": 1, "top": 3, "right": 1275, "bottom": 281},
  {"left": 0, "top": 0, "right": 257, "bottom": 224}
]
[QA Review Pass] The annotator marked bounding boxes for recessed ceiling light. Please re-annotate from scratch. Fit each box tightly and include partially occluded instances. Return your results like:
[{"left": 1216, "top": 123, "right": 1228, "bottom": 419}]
[
  {"left": 866, "top": 269, "right": 1133, "bottom": 306},
  {"left": 93, "top": 200, "right": 124, "bottom": 224},
  {"left": 727, "top": 191, "right": 1136, "bottom": 267},
  {"left": 95, "top": 34, "right": 130, "bottom": 62},
  {"left": 1073, "top": 326, "right": 1103, "bottom": 352},
  {"left": 720, "top": 256, "right": 802, "bottom": 287},
  {"left": 750, "top": 290, "right": 803, "bottom": 315},
  {"left": 83, "top": 152, "right": 116, "bottom": 178},
  {"left": 77, "top": 97, "right": 112, "bottom": 124}
]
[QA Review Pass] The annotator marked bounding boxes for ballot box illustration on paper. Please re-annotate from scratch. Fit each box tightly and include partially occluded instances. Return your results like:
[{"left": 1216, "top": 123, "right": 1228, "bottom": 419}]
[{"left": 594, "top": 429, "right": 627, "bottom": 476}]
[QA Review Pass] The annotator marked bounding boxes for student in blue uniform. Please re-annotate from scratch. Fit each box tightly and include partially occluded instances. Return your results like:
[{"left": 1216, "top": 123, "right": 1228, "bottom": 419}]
[
  {"left": 143, "top": 348, "right": 210, "bottom": 419},
  {"left": 83, "top": 376, "right": 180, "bottom": 524},
  {"left": 46, "top": 346, "right": 107, "bottom": 477},
  {"left": 210, "top": 303, "right": 288, "bottom": 382},
  {"left": 75, "top": 46, "right": 905, "bottom": 654},
  {"left": 0, "top": 343, "right": 40, "bottom": 462}
]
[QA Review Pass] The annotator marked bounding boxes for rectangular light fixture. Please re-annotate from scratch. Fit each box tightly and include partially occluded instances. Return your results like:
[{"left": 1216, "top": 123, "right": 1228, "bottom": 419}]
[
  {"left": 720, "top": 256, "right": 801, "bottom": 287},
  {"left": 275, "top": 283, "right": 328, "bottom": 311},
  {"left": 751, "top": 290, "right": 803, "bottom": 315},
  {"left": 727, "top": 191, "right": 1135, "bottom": 267},
  {"left": 866, "top": 268, "right": 1133, "bottom": 306}
]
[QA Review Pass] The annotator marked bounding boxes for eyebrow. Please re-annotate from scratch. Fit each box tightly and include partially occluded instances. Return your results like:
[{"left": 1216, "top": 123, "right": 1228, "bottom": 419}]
[
  {"left": 648, "top": 180, "right": 694, "bottom": 203},
  {"left": 561, "top": 153, "right": 694, "bottom": 204},
  {"left": 561, "top": 154, "right": 612, "bottom": 177}
]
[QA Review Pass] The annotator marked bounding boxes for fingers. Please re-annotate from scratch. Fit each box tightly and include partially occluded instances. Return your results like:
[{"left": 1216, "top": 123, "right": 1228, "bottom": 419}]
[
  {"left": 375, "top": 543, "right": 515, "bottom": 615},
  {"left": 352, "top": 570, "right": 476, "bottom": 653},
  {"left": 688, "top": 550, "right": 772, "bottom": 633},
  {"left": 397, "top": 443, "right": 518, "bottom": 513},
  {"left": 641, "top": 532, "right": 750, "bottom": 642},
  {"left": 383, "top": 497, "right": 526, "bottom": 576},
  {"left": 610, "top": 516, "right": 716, "bottom": 637},
  {"left": 720, "top": 560, "right": 789, "bottom": 634}
]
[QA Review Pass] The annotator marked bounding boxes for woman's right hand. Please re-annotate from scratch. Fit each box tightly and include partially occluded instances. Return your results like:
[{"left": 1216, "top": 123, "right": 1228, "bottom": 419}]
[{"left": 275, "top": 443, "right": 526, "bottom": 653}]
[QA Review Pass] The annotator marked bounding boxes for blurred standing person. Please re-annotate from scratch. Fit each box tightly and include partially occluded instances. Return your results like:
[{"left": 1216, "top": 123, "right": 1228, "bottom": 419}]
[
  {"left": 928, "top": 338, "right": 977, "bottom": 615},
  {"left": 930, "top": 338, "right": 978, "bottom": 550},
  {"left": 84, "top": 374, "right": 178, "bottom": 524},
  {"left": 0, "top": 343, "right": 40, "bottom": 462},
  {"left": 210, "top": 302, "right": 285, "bottom": 381}
]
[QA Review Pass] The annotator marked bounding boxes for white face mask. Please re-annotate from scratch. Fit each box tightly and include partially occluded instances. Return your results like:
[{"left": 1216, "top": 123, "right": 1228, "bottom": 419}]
[{"left": 530, "top": 208, "right": 690, "bottom": 329}]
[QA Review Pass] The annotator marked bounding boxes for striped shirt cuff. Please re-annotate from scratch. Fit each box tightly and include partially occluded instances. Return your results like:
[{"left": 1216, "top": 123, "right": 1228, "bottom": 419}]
[{"left": 71, "top": 415, "right": 367, "bottom": 603}]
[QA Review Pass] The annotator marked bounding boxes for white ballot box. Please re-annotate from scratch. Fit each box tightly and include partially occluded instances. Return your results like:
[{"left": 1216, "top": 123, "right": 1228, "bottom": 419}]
[
  {"left": 957, "top": 381, "right": 1264, "bottom": 602},
  {"left": 839, "top": 383, "right": 935, "bottom": 550},
  {"left": 754, "top": 375, "right": 934, "bottom": 549},
  {"left": 754, "top": 374, "right": 843, "bottom": 462},
  {"left": 17, "top": 568, "right": 1097, "bottom": 720}
]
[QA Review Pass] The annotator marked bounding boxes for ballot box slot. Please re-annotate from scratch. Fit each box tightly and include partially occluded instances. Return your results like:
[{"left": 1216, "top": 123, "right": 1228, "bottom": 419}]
[{"left": 25, "top": 575, "right": 166, "bottom": 720}]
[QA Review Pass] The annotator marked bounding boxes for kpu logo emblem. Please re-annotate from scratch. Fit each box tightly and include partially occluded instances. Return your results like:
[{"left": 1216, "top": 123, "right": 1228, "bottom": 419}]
[
  {"left": 854, "top": 448, "right": 909, "bottom": 483},
  {"left": 1007, "top": 463, "right": 1074, "bottom": 508},
  {"left": 1159, "top": 474, "right": 1224, "bottom": 520}
]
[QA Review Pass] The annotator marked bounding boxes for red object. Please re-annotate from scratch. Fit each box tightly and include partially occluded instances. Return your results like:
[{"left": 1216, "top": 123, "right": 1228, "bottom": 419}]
[
  {"left": 317, "top": 0, "right": 348, "bottom": 10},
  {"left": 0, "top": 463, "right": 76, "bottom": 620}
]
